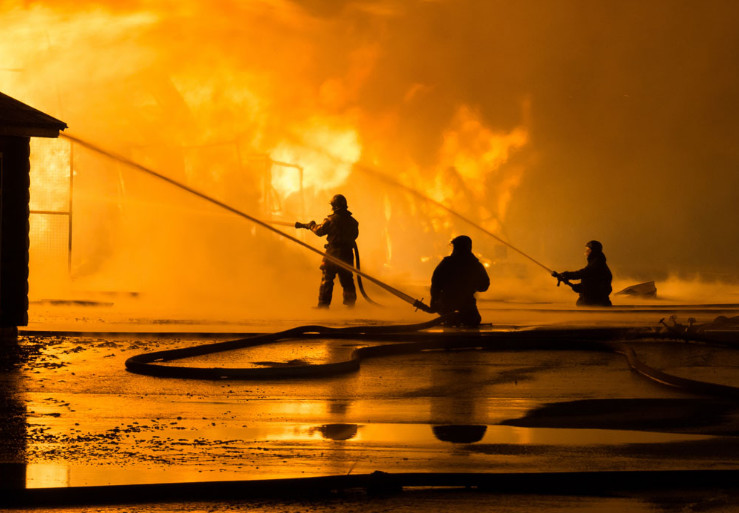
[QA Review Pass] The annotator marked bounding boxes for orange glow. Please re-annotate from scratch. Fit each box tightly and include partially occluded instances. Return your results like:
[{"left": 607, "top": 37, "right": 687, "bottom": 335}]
[
  {"left": 1, "top": 6, "right": 158, "bottom": 105},
  {"left": 28, "top": 138, "right": 72, "bottom": 296},
  {"left": 1, "top": 0, "right": 737, "bottom": 313},
  {"left": 29, "top": 138, "right": 70, "bottom": 213},
  {"left": 270, "top": 120, "right": 361, "bottom": 199},
  {"left": 3, "top": 0, "right": 541, "bottom": 309},
  {"left": 433, "top": 104, "right": 529, "bottom": 232}
]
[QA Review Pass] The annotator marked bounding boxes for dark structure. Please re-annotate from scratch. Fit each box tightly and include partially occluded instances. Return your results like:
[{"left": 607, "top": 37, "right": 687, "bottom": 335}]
[{"left": 0, "top": 92, "right": 66, "bottom": 337}]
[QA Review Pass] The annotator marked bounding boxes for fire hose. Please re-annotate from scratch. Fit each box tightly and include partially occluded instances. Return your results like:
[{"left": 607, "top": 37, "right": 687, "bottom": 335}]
[
  {"left": 355, "top": 163, "right": 555, "bottom": 274},
  {"left": 353, "top": 242, "right": 381, "bottom": 305},
  {"left": 293, "top": 221, "right": 381, "bottom": 306},
  {"left": 61, "top": 133, "right": 574, "bottom": 304},
  {"left": 124, "top": 318, "right": 739, "bottom": 404},
  {"left": 61, "top": 134, "right": 432, "bottom": 313}
]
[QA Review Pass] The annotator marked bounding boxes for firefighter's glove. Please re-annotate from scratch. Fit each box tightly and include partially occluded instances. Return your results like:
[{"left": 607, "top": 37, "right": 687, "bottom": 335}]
[
  {"left": 295, "top": 221, "right": 317, "bottom": 230},
  {"left": 552, "top": 271, "right": 565, "bottom": 286}
]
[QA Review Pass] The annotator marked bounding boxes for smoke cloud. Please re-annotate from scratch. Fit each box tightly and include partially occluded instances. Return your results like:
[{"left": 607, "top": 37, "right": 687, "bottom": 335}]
[{"left": 3, "top": 0, "right": 738, "bottom": 317}]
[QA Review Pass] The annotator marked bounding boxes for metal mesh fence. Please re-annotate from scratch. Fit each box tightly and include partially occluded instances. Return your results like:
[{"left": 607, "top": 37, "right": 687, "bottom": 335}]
[
  {"left": 29, "top": 213, "right": 70, "bottom": 278},
  {"left": 29, "top": 139, "right": 71, "bottom": 278}
]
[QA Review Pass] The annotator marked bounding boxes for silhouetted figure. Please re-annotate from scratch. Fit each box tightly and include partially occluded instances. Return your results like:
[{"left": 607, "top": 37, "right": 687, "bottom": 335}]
[
  {"left": 315, "top": 423, "right": 358, "bottom": 441},
  {"left": 552, "top": 240, "right": 613, "bottom": 306},
  {"left": 430, "top": 235, "right": 490, "bottom": 326},
  {"left": 432, "top": 425, "right": 487, "bottom": 444},
  {"left": 297, "top": 194, "right": 358, "bottom": 308}
]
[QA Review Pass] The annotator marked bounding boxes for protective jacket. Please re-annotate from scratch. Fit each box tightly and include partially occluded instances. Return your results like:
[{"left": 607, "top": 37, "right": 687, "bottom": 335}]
[
  {"left": 310, "top": 208, "right": 359, "bottom": 307},
  {"left": 310, "top": 208, "right": 359, "bottom": 256},
  {"left": 561, "top": 251, "right": 612, "bottom": 306},
  {"left": 430, "top": 250, "right": 490, "bottom": 326}
]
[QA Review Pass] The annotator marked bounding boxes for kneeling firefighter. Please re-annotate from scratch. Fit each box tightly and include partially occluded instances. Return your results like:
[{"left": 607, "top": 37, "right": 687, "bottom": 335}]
[
  {"left": 430, "top": 235, "right": 490, "bottom": 327},
  {"left": 296, "top": 194, "right": 358, "bottom": 308},
  {"left": 552, "top": 240, "right": 613, "bottom": 306}
]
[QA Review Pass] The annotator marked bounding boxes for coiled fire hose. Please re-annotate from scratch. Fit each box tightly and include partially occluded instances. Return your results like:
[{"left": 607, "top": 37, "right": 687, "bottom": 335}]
[{"left": 125, "top": 319, "right": 739, "bottom": 404}]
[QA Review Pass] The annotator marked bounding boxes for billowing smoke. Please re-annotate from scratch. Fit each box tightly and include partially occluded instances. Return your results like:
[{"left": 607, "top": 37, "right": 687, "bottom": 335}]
[{"left": 3, "top": 0, "right": 738, "bottom": 317}]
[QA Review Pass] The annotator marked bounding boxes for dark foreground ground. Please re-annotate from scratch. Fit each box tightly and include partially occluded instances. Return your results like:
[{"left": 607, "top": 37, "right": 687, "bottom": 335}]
[{"left": 1, "top": 300, "right": 739, "bottom": 512}]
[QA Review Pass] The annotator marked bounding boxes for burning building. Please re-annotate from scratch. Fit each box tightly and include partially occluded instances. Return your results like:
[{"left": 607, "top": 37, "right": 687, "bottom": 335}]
[{"left": 2, "top": 1, "right": 738, "bottom": 315}]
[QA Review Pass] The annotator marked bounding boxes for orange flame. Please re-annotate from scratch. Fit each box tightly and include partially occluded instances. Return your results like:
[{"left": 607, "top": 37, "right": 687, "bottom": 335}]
[
  {"left": 270, "top": 120, "right": 361, "bottom": 199},
  {"left": 5, "top": 1, "right": 536, "bottom": 302},
  {"left": 433, "top": 104, "right": 529, "bottom": 231}
]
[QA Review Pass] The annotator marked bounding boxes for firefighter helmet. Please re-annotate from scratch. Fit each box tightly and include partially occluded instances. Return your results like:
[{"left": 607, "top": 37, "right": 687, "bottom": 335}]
[
  {"left": 450, "top": 235, "right": 472, "bottom": 252},
  {"left": 330, "top": 194, "right": 348, "bottom": 210},
  {"left": 586, "top": 240, "right": 603, "bottom": 253}
]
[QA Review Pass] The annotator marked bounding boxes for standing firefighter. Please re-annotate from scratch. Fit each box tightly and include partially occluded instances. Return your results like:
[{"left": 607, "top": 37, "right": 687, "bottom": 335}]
[
  {"left": 430, "top": 235, "right": 490, "bottom": 327},
  {"left": 296, "top": 194, "right": 358, "bottom": 309},
  {"left": 552, "top": 240, "right": 613, "bottom": 306}
]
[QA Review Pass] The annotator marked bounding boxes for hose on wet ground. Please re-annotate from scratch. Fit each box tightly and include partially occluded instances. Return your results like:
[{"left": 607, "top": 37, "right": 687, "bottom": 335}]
[
  {"left": 5, "top": 469, "right": 739, "bottom": 508},
  {"left": 125, "top": 320, "right": 739, "bottom": 400},
  {"left": 125, "top": 316, "right": 449, "bottom": 379},
  {"left": 619, "top": 345, "right": 739, "bottom": 398}
]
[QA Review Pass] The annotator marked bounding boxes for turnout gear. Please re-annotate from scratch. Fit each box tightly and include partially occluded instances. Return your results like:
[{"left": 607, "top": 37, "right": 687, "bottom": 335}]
[
  {"left": 430, "top": 236, "right": 490, "bottom": 327},
  {"left": 304, "top": 196, "right": 359, "bottom": 307},
  {"left": 554, "top": 241, "right": 613, "bottom": 306}
]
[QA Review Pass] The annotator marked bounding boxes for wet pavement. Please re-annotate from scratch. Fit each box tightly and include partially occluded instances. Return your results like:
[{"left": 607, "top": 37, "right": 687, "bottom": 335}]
[{"left": 2, "top": 300, "right": 739, "bottom": 511}]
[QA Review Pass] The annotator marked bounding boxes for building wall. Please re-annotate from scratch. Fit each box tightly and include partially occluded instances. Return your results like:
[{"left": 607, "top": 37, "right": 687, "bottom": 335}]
[{"left": 0, "top": 136, "right": 30, "bottom": 327}]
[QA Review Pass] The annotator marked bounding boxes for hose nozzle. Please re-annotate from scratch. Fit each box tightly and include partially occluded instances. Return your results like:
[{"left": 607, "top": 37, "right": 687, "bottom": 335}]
[
  {"left": 552, "top": 271, "right": 566, "bottom": 287},
  {"left": 413, "top": 299, "right": 434, "bottom": 313}
]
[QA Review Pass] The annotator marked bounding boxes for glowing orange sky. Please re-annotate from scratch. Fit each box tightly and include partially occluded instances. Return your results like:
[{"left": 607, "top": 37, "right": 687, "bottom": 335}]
[{"left": 3, "top": 0, "right": 738, "bottom": 309}]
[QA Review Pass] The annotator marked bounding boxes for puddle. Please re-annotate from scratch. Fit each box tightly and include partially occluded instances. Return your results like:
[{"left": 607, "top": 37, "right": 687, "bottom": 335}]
[
  {"left": 6, "top": 323, "right": 738, "bottom": 493},
  {"left": 14, "top": 421, "right": 714, "bottom": 489}
]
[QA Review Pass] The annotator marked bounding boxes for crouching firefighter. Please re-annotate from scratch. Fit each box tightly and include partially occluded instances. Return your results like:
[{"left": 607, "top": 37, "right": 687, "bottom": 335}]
[
  {"left": 552, "top": 239, "right": 613, "bottom": 307},
  {"left": 430, "top": 235, "right": 490, "bottom": 327},
  {"left": 296, "top": 194, "right": 358, "bottom": 309}
]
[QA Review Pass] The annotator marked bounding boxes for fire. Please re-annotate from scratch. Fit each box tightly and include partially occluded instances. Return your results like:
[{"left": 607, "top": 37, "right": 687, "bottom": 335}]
[
  {"left": 270, "top": 120, "right": 361, "bottom": 199},
  {"left": 432, "top": 104, "right": 529, "bottom": 231},
  {"left": 4, "top": 0, "right": 537, "bottom": 302}
]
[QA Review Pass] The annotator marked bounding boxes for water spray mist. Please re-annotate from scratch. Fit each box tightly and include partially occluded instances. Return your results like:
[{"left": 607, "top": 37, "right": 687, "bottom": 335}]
[{"left": 60, "top": 133, "right": 432, "bottom": 312}]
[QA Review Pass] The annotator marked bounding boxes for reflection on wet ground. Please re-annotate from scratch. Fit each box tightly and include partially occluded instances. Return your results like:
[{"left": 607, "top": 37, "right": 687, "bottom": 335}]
[
  {"left": 1, "top": 303, "right": 738, "bottom": 510},
  {"left": 9, "top": 420, "right": 721, "bottom": 488}
]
